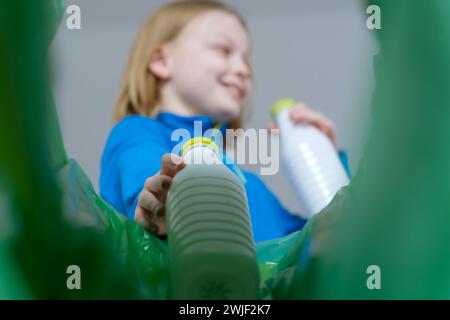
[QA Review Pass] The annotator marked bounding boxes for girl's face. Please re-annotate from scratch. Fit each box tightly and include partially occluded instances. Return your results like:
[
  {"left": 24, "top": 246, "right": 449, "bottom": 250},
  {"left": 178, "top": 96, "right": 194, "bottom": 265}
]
[{"left": 158, "top": 11, "right": 252, "bottom": 122}]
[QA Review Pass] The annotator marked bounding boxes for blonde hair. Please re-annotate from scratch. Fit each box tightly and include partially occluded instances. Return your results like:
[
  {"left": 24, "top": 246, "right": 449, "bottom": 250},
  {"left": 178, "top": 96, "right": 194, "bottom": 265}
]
[{"left": 113, "top": 0, "right": 251, "bottom": 131}]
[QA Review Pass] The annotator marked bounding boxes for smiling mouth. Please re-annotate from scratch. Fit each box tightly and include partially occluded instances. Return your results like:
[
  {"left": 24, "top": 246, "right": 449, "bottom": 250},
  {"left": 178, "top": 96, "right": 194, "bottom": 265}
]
[{"left": 223, "top": 84, "right": 244, "bottom": 101}]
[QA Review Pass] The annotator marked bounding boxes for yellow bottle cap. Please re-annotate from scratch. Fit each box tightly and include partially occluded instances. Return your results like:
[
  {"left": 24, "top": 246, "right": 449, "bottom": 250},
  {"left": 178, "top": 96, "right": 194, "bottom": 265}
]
[
  {"left": 271, "top": 98, "right": 296, "bottom": 118},
  {"left": 180, "top": 137, "right": 220, "bottom": 157}
]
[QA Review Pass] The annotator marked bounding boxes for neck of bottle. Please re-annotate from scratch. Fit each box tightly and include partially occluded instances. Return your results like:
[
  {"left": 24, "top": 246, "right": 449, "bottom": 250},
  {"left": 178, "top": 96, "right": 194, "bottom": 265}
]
[{"left": 182, "top": 145, "right": 222, "bottom": 165}]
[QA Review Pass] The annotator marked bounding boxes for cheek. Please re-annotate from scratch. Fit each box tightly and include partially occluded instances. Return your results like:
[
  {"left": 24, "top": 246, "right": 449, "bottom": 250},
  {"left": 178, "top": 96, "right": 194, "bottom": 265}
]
[
  {"left": 174, "top": 51, "right": 226, "bottom": 89},
  {"left": 201, "top": 56, "right": 229, "bottom": 84},
  {"left": 191, "top": 47, "right": 229, "bottom": 76}
]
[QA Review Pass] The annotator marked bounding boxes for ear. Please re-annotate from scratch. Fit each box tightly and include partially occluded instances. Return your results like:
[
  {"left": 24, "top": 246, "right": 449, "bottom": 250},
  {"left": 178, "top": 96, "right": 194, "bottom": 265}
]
[{"left": 148, "top": 47, "right": 172, "bottom": 81}]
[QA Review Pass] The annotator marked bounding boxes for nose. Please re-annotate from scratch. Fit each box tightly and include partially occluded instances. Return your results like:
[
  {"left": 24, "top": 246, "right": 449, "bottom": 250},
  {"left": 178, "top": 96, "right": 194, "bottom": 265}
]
[{"left": 231, "top": 54, "right": 251, "bottom": 80}]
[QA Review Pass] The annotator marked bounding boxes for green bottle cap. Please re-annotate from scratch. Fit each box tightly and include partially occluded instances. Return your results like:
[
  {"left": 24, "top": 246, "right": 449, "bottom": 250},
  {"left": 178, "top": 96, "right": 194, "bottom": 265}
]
[
  {"left": 180, "top": 137, "right": 220, "bottom": 158},
  {"left": 271, "top": 98, "right": 296, "bottom": 118}
]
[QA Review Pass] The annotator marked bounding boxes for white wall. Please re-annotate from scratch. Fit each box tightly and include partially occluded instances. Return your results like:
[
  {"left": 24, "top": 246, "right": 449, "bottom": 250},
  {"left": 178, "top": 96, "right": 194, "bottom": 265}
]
[{"left": 52, "top": 0, "right": 377, "bottom": 213}]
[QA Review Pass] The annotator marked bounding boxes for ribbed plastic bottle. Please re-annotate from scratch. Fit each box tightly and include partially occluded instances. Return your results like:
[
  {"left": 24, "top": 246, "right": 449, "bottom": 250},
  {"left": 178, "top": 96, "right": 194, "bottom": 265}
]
[
  {"left": 166, "top": 137, "right": 259, "bottom": 300},
  {"left": 272, "top": 99, "right": 350, "bottom": 218}
]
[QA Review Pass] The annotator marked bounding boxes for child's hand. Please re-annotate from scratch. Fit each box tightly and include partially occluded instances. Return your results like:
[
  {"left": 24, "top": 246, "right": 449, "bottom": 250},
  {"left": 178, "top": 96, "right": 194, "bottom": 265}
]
[
  {"left": 267, "top": 102, "right": 337, "bottom": 148},
  {"left": 134, "top": 153, "right": 186, "bottom": 236}
]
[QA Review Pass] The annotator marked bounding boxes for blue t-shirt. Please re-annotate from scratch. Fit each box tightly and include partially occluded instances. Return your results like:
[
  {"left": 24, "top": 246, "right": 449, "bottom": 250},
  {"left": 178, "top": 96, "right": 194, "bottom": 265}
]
[{"left": 99, "top": 112, "right": 349, "bottom": 242}]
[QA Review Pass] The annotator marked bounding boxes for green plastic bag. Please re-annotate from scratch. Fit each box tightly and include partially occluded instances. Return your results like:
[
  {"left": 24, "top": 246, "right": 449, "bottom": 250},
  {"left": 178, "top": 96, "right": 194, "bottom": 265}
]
[
  {"left": 4, "top": 0, "right": 450, "bottom": 300},
  {"left": 0, "top": 0, "right": 157, "bottom": 299},
  {"left": 272, "top": 0, "right": 450, "bottom": 299}
]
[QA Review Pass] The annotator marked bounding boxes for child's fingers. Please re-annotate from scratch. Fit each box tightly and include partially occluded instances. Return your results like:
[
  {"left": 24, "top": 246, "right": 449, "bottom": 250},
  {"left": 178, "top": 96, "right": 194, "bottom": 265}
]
[
  {"left": 289, "top": 104, "right": 325, "bottom": 126},
  {"left": 149, "top": 215, "right": 167, "bottom": 236},
  {"left": 289, "top": 105, "right": 337, "bottom": 147},
  {"left": 160, "top": 153, "right": 186, "bottom": 177},
  {"left": 266, "top": 121, "right": 279, "bottom": 132},
  {"left": 138, "top": 189, "right": 164, "bottom": 217},
  {"left": 135, "top": 206, "right": 156, "bottom": 232},
  {"left": 135, "top": 206, "right": 166, "bottom": 236},
  {"left": 321, "top": 125, "right": 337, "bottom": 148},
  {"left": 144, "top": 174, "right": 172, "bottom": 202}
]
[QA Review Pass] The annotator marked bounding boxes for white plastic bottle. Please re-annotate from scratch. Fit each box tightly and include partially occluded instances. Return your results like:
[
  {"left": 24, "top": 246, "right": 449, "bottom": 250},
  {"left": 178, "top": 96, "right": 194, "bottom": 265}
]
[
  {"left": 166, "top": 137, "right": 259, "bottom": 299},
  {"left": 271, "top": 98, "right": 350, "bottom": 219}
]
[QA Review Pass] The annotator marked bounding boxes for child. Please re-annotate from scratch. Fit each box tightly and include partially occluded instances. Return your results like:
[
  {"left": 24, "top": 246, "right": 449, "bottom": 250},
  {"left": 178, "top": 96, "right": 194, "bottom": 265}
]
[{"left": 100, "top": 0, "right": 344, "bottom": 242}]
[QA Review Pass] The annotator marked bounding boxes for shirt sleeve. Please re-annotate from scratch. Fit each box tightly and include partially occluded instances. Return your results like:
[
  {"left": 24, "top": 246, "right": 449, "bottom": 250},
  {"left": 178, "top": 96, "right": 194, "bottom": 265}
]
[
  {"left": 113, "top": 117, "right": 168, "bottom": 219},
  {"left": 338, "top": 150, "right": 351, "bottom": 179}
]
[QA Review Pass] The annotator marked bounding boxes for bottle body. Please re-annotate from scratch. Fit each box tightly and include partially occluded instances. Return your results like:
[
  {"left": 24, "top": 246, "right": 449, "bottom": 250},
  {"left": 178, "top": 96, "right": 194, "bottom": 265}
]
[
  {"left": 274, "top": 101, "right": 350, "bottom": 218},
  {"left": 166, "top": 138, "right": 259, "bottom": 299}
]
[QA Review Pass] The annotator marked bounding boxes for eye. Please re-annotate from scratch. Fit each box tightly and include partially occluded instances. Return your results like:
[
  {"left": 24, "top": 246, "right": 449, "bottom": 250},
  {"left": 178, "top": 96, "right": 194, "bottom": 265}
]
[{"left": 215, "top": 45, "right": 232, "bottom": 56}]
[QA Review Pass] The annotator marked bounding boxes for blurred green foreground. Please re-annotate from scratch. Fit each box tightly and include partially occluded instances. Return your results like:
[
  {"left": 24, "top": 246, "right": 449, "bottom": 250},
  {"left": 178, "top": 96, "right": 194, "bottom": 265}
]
[{"left": 1, "top": 0, "right": 450, "bottom": 299}]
